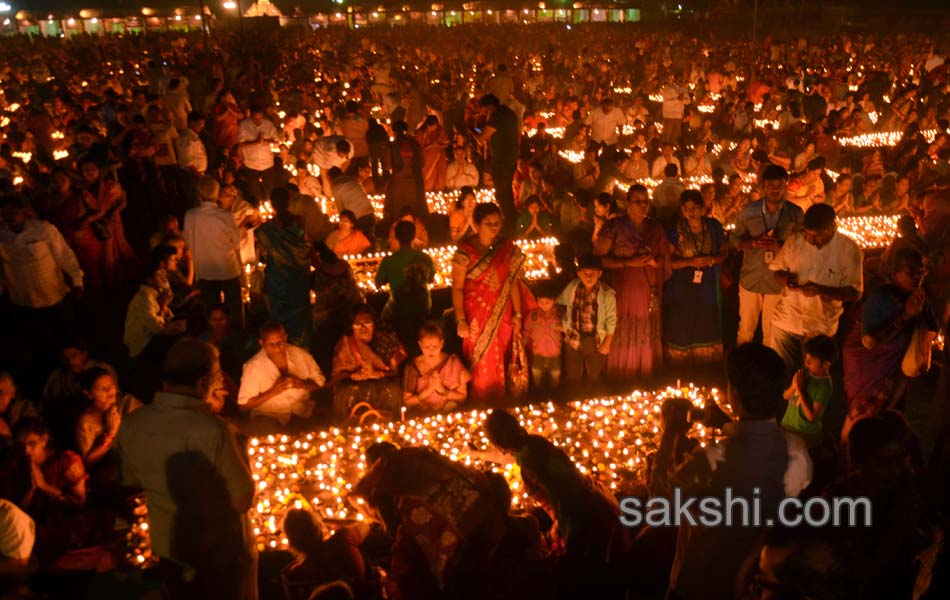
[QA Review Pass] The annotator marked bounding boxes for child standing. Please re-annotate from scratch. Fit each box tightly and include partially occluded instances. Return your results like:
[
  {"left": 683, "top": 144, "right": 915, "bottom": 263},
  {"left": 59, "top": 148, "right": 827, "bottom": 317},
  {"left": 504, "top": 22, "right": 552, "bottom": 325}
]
[
  {"left": 558, "top": 253, "right": 616, "bottom": 393},
  {"left": 523, "top": 281, "right": 564, "bottom": 394},
  {"left": 781, "top": 335, "right": 836, "bottom": 448}
]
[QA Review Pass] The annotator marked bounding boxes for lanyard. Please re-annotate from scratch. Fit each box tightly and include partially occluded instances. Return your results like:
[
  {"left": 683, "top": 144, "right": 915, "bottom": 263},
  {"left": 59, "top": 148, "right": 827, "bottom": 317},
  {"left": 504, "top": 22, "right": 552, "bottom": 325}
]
[
  {"left": 761, "top": 201, "right": 785, "bottom": 234},
  {"left": 684, "top": 220, "right": 708, "bottom": 256}
]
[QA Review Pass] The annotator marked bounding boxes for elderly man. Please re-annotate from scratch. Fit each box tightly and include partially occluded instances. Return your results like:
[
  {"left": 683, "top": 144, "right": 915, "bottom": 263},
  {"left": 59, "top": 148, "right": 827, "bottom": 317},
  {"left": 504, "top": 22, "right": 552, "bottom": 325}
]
[
  {"left": 183, "top": 176, "right": 244, "bottom": 326},
  {"left": 238, "top": 321, "right": 325, "bottom": 433},
  {"left": 769, "top": 204, "right": 863, "bottom": 368},
  {"left": 118, "top": 339, "right": 256, "bottom": 600}
]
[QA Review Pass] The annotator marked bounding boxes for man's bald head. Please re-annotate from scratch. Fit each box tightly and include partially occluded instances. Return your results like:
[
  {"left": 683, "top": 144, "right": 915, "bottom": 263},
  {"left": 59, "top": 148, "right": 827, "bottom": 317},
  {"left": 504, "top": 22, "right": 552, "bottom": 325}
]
[{"left": 161, "top": 339, "right": 218, "bottom": 388}]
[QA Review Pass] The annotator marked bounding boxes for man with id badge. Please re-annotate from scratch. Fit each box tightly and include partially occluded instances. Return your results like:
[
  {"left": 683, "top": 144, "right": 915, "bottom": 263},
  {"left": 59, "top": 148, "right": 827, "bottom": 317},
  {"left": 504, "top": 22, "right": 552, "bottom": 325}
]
[{"left": 730, "top": 165, "right": 804, "bottom": 347}]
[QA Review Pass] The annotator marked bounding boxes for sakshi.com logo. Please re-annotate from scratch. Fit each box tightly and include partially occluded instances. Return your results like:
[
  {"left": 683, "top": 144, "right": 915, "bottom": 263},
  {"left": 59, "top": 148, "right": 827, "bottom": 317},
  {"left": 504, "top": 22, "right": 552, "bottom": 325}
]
[{"left": 618, "top": 488, "right": 872, "bottom": 528}]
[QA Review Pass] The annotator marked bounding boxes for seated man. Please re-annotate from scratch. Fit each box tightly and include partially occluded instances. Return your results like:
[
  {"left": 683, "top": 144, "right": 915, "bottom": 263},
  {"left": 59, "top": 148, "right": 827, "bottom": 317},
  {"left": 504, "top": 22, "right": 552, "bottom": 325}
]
[
  {"left": 123, "top": 257, "right": 188, "bottom": 400},
  {"left": 124, "top": 258, "right": 187, "bottom": 362},
  {"left": 238, "top": 321, "right": 325, "bottom": 432}
]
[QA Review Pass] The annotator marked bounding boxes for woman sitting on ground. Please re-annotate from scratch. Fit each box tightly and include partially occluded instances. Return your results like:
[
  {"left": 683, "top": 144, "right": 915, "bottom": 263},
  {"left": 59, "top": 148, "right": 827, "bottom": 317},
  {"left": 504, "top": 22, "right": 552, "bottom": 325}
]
[
  {"left": 331, "top": 305, "right": 407, "bottom": 419},
  {"left": 326, "top": 210, "right": 372, "bottom": 258}
]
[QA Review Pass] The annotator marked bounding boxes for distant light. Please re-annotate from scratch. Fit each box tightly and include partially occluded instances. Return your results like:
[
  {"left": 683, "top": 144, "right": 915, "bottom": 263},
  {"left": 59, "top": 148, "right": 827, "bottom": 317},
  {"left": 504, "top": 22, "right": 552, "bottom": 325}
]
[
  {"left": 67, "top": 17, "right": 74, "bottom": 25},
  {"left": 90, "top": 17, "right": 97, "bottom": 23},
  {"left": 223, "top": 1, "right": 237, "bottom": 9},
  {"left": 566, "top": 24, "right": 571, "bottom": 29},
  {"left": 431, "top": 10, "right": 436, "bottom": 16},
  {"left": 0, "top": 3, "right": 11, "bottom": 13},
  {"left": 2, "top": 18, "right": 8, "bottom": 25},
  {"left": 195, "top": 14, "right": 201, "bottom": 20},
  {"left": 678, "top": 4, "right": 683, "bottom": 9},
  {"left": 175, "top": 15, "right": 181, "bottom": 21}
]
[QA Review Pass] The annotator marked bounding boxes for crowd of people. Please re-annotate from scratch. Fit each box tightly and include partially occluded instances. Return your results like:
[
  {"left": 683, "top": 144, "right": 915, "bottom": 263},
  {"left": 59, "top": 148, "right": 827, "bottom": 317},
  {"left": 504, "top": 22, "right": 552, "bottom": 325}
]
[{"left": 0, "top": 21, "right": 948, "bottom": 600}]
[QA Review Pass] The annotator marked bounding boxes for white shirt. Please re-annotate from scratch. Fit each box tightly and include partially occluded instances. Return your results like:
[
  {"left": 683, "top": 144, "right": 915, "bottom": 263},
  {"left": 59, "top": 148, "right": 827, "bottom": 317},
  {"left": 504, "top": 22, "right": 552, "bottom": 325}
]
[
  {"left": 238, "top": 346, "right": 325, "bottom": 423},
  {"left": 662, "top": 84, "right": 690, "bottom": 119},
  {"left": 0, "top": 498, "right": 34, "bottom": 561},
  {"left": 294, "top": 174, "right": 323, "bottom": 199},
  {"left": 651, "top": 155, "right": 682, "bottom": 179},
  {"left": 183, "top": 202, "right": 243, "bottom": 281},
  {"left": 684, "top": 154, "right": 713, "bottom": 178},
  {"left": 584, "top": 106, "right": 626, "bottom": 146},
  {"left": 237, "top": 117, "right": 278, "bottom": 171},
  {"left": 124, "top": 285, "right": 168, "bottom": 358},
  {"left": 175, "top": 127, "right": 207, "bottom": 174},
  {"left": 444, "top": 161, "right": 480, "bottom": 190},
  {"left": 161, "top": 90, "right": 192, "bottom": 131},
  {"left": 769, "top": 231, "right": 863, "bottom": 336},
  {"left": 0, "top": 219, "right": 83, "bottom": 308},
  {"left": 230, "top": 198, "right": 258, "bottom": 265},
  {"left": 311, "top": 135, "right": 353, "bottom": 172},
  {"left": 150, "top": 122, "right": 179, "bottom": 167}
]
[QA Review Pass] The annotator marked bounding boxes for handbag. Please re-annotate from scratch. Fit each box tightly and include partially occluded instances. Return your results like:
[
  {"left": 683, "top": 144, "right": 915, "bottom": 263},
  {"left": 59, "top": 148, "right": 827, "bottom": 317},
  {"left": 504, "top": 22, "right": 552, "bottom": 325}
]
[
  {"left": 88, "top": 219, "right": 111, "bottom": 242},
  {"left": 82, "top": 191, "right": 111, "bottom": 241},
  {"left": 508, "top": 332, "right": 529, "bottom": 399},
  {"left": 902, "top": 324, "right": 936, "bottom": 378}
]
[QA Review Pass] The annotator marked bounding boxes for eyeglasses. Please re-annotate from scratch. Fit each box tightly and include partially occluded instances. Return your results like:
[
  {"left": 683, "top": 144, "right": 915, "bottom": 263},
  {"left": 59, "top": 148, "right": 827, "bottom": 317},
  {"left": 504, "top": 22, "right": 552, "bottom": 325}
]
[{"left": 353, "top": 321, "right": 374, "bottom": 328}]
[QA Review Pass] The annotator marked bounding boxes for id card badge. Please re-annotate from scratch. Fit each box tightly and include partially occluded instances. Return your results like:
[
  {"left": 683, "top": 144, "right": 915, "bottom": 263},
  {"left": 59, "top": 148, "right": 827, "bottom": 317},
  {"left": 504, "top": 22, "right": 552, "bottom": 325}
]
[
  {"left": 693, "top": 269, "right": 703, "bottom": 284},
  {"left": 764, "top": 250, "right": 775, "bottom": 263}
]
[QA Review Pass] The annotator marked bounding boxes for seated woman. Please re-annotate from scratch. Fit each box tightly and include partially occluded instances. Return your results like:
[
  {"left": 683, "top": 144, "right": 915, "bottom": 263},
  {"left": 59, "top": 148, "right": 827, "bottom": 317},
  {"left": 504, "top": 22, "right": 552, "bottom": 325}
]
[
  {"left": 448, "top": 186, "right": 478, "bottom": 243},
  {"left": 13, "top": 418, "right": 113, "bottom": 570},
  {"left": 331, "top": 305, "right": 406, "bottom": 420},
  {"left": 403, "top": 323, "right": 471, "bottom": 414},
  {"left": 514, "top": 195, "right": 554, "bottom": 239},
  {"left": 326, "top": 209, "right": 372, "bottom": 258},
  {"left": 75, "top": 367, "right": 141, "bottom": 487},
  {"left": 281, "top": 508, "right": 368, "bottom": 600}
]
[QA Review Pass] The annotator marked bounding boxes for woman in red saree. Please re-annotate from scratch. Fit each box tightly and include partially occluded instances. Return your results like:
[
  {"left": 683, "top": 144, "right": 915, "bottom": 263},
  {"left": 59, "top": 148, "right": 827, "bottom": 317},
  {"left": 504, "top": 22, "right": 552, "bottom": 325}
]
[
  {"left": 451, "top": 203, "right": 526, "bottom": 404},
  {"left": 76, "top": 158, "right": 137, "bottom": 295},
  {"left": 416, "top": 115, "right": 449, "bottom": 192}
]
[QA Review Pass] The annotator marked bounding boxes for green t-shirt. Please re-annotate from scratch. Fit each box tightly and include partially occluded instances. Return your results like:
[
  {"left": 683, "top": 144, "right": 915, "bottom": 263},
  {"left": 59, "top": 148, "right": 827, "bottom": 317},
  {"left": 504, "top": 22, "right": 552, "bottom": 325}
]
[
  {"left": 374, "top": 248, "right": 435, "bottom": 305},
  {"left": 781, "top": 374, "right": 832, "bottom": 442}
]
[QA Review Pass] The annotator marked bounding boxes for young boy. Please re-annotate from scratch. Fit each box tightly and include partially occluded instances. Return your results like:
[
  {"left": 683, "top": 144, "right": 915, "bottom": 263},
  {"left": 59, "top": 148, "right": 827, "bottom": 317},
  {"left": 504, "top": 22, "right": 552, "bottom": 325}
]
[
  {"left": 781, "top": 334, "right": 836, "bottom": 447},
  {"left": 524, "top": 280, "right": 563, "bottom": 395},
  {"left": 558, "top": 253, "right": 616, "bottom": 393}
]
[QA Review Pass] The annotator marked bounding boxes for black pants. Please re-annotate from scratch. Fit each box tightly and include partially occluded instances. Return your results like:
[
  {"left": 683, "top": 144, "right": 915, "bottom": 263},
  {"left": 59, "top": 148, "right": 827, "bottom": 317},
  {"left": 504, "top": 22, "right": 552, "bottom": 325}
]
[
  {"left": 491, "top": 161, "right": 518, "bottom": 225},
  {"left": 197, "top": 278, "right": 244, "bottom": 328},
  {"left": 564, "top": 334, "right": 604, "bottom": 389},
  {"left": 240, "top": 165, "right": 279, "bottom": 205}
]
